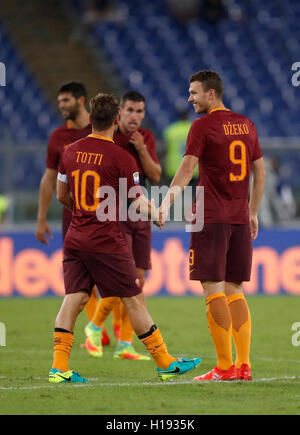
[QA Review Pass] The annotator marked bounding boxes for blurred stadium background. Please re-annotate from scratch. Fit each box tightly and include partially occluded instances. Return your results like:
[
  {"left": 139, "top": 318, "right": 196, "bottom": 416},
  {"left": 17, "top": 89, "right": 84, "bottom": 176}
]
[{"left": 0, "top": 0, "right": 300, "bottom": 297}]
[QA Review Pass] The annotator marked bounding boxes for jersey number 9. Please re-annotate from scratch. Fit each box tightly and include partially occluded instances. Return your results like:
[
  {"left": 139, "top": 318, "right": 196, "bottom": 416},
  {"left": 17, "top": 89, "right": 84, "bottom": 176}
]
[{"left": 229, "top": 140, "right": 247, "bottom": 182}]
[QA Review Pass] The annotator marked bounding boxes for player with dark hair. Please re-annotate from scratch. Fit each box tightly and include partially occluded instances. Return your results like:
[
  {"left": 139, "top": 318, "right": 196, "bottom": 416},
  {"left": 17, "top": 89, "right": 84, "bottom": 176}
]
[
  {"left": 49, "top": 93, "right": 201, "bottom": 383},
  {"left": 159, "top": 70, "right": 266, "bottom": 382},
  {"left": 35, "top": 82, "right": 103, "bottom": 333},
  {"left": 84, "top": 90, "right": 162, "bottom": 361}
]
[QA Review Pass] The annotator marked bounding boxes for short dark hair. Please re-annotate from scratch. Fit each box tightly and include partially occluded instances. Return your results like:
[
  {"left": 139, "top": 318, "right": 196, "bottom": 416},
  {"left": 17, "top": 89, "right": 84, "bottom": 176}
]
[
  {"left": 190, "top": 70, "right": 223, "bottom": 99},
  {"left": 58, "top": 82, "right": 87, "bottom": 100},
  {"left": 89, "top": 93, "right": 119, "bottom": 130},
  {"left": 120, "top": 90, "right": 146, "bottom": 107}
]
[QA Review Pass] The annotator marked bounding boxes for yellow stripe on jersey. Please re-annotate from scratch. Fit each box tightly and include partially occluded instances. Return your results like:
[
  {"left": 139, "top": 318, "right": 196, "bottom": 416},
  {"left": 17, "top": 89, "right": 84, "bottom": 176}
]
[
  {"left": 88, "top": 134, "right": 114, "bottom": 143},
  {"left": 209, "top": 107, "right": 231, "bottom": 114}
]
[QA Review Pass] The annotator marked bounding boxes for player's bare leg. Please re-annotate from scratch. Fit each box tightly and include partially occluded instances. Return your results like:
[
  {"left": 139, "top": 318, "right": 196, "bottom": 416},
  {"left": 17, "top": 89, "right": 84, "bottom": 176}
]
[
  {"left": 55, "top": 291, "right": 89, "bottom": 332},
  {"left": 193, "top": 281, "right": 236, "bottom": 382},
  {"left": 115, "top": 268, "right": 150, "bottom": 360},
  {"left": 49, "top": 291, "right": 89, "bottom": 383},
  {"left": 121, "top": 292, "right": 202, "bottom": 380},
  {"left": 225, "top": 282, "right": 252, "bottom": 381}
]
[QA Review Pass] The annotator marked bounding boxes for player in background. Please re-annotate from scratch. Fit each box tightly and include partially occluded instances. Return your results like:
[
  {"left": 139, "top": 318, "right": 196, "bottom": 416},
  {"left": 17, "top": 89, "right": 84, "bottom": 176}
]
[
  {"left": 35, "top": 82, "right": 114, "bottom": 340},
  {"left": 49, "top": 93, "right": 201, "bottom": 383},
  {"left": 84, "top": 91, "right": 162, "bottom": 361},
  {"left": 159, "top": 71, "right": 266, "bottom": 382}
]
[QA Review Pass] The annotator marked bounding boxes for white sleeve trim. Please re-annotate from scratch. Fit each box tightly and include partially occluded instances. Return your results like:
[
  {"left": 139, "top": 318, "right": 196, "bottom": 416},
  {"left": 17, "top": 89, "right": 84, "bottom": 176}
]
[{"left": 57, "top": 172, "right": 68, "bottom": 184}]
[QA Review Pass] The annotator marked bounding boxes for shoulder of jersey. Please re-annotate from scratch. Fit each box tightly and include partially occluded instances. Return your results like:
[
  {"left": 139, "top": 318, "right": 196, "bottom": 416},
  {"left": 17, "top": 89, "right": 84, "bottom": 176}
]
[
  {"left": 229, "top": 111, "right": 254, "bottom": 126},
  {"left": 191, "top": 115, "right": 210, "bottom": 128},
  {"left": 64, "top": 136, "right": 88, "bottom": 152},
  {"left": 49, "top": 124, "right": 69, "bottom": 137}
]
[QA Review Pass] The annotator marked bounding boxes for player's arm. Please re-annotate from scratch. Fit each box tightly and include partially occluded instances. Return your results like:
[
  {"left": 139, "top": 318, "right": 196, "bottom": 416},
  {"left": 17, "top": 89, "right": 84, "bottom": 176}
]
[
  {"left": 56, "top": 176, "right": 74, "bottom": 211},
  {"left": 130, "top": 195, "right": 160, "bottom": 226},
  {"left": 159, "top": 155, "right": 199, "bottom": 225},
  {"left": 249, "top": 157, "right": 266, "bottom": 240},
  {"left": 130, "top": 131, "right": 162, "bottom": 184},
  {"left": 36, "top": 168, "right": 57, "bottom": 244}
]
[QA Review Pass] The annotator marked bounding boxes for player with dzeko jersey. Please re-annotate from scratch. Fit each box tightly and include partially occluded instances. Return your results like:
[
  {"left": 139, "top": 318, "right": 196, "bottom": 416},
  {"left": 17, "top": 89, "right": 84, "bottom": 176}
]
[{"left": 159, "top": 71, "right": 266, "bottom": 382}]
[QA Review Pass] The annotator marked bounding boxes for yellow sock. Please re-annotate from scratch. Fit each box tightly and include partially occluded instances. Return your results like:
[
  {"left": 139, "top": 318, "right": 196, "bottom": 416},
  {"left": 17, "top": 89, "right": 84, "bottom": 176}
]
[
  {"left": 112, "top": 299, "right": 122, "bottom": 329},
  {"left": 139, "top": 326, "right": 176, "bottom": 369},
  {"left": 206, "top": 293, "right": 233, "bottom": 371},
  {"left": 227, "top": 293, "right": 251, "bottom": 368},
  {"left": 52, "top": 331, "right": 74, "bottom": 372},
  {"left": 84, "top": 286, "right": 98, "bottom": 321},
  {"left": 92, "top": 297, "right": 119, "bottom": 328},
  {"left": 119, "top": 303, "right": 134, "bottom": 343}
]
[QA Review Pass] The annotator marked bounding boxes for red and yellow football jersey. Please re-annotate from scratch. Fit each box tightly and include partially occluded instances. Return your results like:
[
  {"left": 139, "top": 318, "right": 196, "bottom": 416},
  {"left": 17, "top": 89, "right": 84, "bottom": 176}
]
[
  {"left": 185, "top": 108, "right": 263, "bottom": 224},
  {"left": 114, "top": 127, "right": 159, "bottom": 185},
  {"left": 58, "top": 134, "right": 141, "bottom": 253}
]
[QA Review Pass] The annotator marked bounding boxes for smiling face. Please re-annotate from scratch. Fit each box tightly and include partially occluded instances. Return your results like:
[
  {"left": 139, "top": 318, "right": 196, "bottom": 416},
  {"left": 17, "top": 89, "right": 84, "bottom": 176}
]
[
  {"left": 57, "top": 92, "right": 81, "bottom": 121},
  {"left": 119, "top": 100, "right": 145, "bottom": 134},
  {"left": 188, "top": 81, "right": 216, "bottom": 114}
]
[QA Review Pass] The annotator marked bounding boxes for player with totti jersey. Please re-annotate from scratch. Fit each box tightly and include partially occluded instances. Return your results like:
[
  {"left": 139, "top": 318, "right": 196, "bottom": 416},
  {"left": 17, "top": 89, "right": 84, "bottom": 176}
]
[
  {"left": 84, "top": 91, "right": 162, "bottom": 361},
  {"left": 159, "top": 71, "right": 266, "bottom": 382},
  {"left": 35, "top": 83, "right": 106, "bottom": 332},
  {"left": 48, "top": 93, "right": 201, "bottom": 383}
]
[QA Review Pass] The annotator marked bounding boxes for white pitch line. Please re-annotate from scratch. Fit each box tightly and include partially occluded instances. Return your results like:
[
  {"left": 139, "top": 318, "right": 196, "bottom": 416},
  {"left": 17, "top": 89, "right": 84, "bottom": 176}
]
[
  {"left": 1, "top": 376, "right": 300, "bottom": 391},
  {"left": 2, "top": 349, "right": 300, "bottom": 365}
]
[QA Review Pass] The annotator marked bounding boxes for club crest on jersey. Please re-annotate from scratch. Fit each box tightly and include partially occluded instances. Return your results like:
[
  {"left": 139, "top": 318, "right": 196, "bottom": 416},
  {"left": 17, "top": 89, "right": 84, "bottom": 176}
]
[{"left": 133, "top": 172, "right": 140, "bottom": 185}]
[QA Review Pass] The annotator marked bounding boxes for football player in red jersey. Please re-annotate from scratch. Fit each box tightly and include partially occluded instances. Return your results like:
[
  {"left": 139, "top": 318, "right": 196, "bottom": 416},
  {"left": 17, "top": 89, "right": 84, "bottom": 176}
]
[
  {"left": 48, "top": 93, "right": 201, "bottom": 383},
  {"left": 84, "top": 91, "right": 162, "bottom": 360},
  {"left": 36, "top": 82, "right": 91, "bottom": 243},
  {"left": 159, "top": 71, "right": 266, "bottom": 382},
  {"left": 35, "top": 82, "right": 103, "bottom": 336}
]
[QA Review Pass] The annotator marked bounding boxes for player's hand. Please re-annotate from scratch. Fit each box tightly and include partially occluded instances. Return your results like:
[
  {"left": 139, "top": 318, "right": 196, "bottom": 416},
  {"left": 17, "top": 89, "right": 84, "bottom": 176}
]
[
  {"left": 35, "top": 220, "right": 53, "bottom": 244},
  {"left": 158, "top": 204, "right": 168, "bottom": 230},
  {"left": 250, "top": 215, "right": 258, "bottom": 240},
  {"left": 130, "top": 131, "right": 146, "bottom": 152}
]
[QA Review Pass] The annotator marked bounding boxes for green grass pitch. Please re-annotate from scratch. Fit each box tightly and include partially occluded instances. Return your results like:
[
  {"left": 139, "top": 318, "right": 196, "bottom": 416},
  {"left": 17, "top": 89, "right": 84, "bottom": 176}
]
[{"left": 1, "top": 296, "right": 300, "bottom": 415}]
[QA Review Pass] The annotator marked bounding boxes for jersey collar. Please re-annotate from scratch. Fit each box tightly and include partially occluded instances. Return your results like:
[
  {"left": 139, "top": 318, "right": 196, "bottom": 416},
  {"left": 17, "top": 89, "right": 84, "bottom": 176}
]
[
  {"left": 88, "top": 134, "right": 114, "bottom": 143},
  {"left": 209, "top": 107, "right": 231, "bottom": 114}
]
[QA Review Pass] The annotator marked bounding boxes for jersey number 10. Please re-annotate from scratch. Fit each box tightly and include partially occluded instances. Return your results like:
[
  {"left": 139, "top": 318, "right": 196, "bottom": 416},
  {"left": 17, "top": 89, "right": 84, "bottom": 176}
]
[{"left": 71, "top": 169, "right": 101, "bottom": 211}]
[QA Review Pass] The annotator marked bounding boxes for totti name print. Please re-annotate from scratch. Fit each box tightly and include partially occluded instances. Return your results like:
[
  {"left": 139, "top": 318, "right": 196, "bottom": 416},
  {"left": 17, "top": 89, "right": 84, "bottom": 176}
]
[{"left": 76, "top": 151, "right": 104, "bottom": 166}]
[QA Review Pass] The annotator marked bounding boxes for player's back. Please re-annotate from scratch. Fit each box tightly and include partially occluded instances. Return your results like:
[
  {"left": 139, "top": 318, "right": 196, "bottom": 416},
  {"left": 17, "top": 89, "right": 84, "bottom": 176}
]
[
  {"left": 185, "top": 109, "right": 263, "bottom": 224},
  {"left": 58, "top": 134, "right": 140, "bottom": 253}
]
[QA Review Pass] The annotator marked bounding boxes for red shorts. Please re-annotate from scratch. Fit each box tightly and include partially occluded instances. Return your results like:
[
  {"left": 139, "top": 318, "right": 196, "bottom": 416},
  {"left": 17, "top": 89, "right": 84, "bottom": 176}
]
[
  {"left": 63, "top": 248, "right": 142, "bottom": 298},
  {"left": 189, "top": 223, "right": 252, "bottom": 283},
  {"left": 120, "top": 220, "right": 152, "bottom": 270}
]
